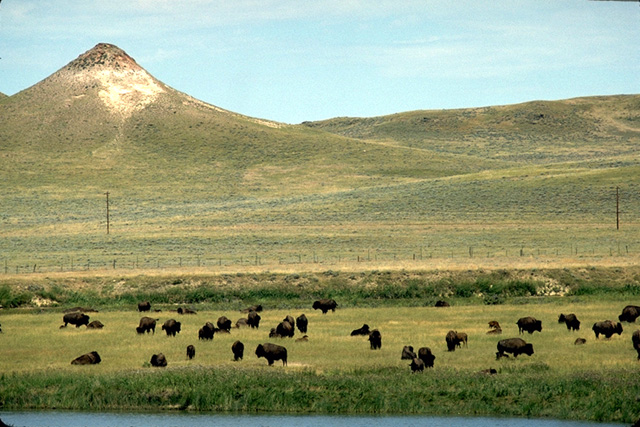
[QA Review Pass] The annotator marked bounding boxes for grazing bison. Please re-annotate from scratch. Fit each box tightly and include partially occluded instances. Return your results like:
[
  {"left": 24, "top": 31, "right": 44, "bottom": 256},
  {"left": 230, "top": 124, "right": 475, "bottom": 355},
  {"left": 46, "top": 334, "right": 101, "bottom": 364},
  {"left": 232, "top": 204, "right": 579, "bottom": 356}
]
[
  {"left": 312, "top": 299, "right": 337, "bottom": 314},
  {"left": 137, "top": 317, "right": 158, "bottom": 334},
  {"left": 243, "top": 304, "right": 263, "bottom": 313},
  {"left": 445, "top": 330, "right": 467, "bottom": 351},
  {"left": 558, "top": 313, "right": 581, "bottom": 331},
  {"left": 162, "top": 319, "right": 181, "bottom": 336},
  {"left": 618, "top": 305, "right": 640, "bottom": 323},
  {"left": 633, "top": 330, "right": 640, "bottom": 360},
  {"left": 71, "top": 351, "right": 101, "bottom": 365},
  {"left": 410, "top": 357, "right": 424, "bottom": 373},
  {"left": 137, "top": 301, "right": 151, "bottom": 312},
  {"left": 418, "top": 347, "right": 436, "bottom": 368},
  {"left": 275, "top": 320, "right": 295, "bottom": 338},
  {"left": 592, "top": 320, "right": 623, "bottom": 339},
  {"left": 248, "top": 311, "right": 261, "bottom": 329},
  {"left": 401, "top": 345, "right": 417, "bottom": 360},
  {"left": 187, "top": 345, "right": 196, "bottom": 360},
  {"left": 516, "top": 317, "right": 542, "bottom": 334},
  {"left": 296, "top": 314, "right": 308, "bottom": 334},
  {"left": 198, "top": 322, "right": 216, "bottom": 340},
  {"left": 369, "top": 329, "right": 382, "bottom": 350},
  {"left": 217, "top": 316, "right": 232, "bottom": 332},
  {"left": 435, "top": 300, "right": 450, "bottom": 307},
  {"left": 61, "top": 312, "right": 90, "bottom": 328},
  {"left": 574, "top": 338, "right": 587, "bottom": 345},
  {"left": 232, "top": 340, "right": 245, "bottom": 361},
  {"left": 87, "top": 320, "right": 104, "bottom": 329},
  {"left": 350, "top": 324, "right": 371, "bottom": 336},
  {"left": 255, "top": 343, "right": 288, "bottom": 366},
  {"left": 496, "top": 338, "right": 534, "bottom": 359},
  {"left": 150, "top": 353, "right": 167, "bottom": 367}
]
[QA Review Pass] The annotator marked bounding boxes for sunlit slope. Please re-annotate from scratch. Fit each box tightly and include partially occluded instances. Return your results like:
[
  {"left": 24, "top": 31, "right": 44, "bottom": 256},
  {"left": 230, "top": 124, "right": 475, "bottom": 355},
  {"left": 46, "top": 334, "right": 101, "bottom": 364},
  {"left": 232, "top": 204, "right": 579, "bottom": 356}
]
[{"left": 303, "top": 95, "right": 640, "bottom": 163}]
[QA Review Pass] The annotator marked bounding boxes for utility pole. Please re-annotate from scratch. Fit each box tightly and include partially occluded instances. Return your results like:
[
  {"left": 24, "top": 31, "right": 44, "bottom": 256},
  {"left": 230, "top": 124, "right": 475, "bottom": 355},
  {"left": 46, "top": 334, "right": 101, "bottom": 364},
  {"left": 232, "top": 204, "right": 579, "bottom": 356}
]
[
  {"left": 616, "top": 186, "right": 620, "bottom": 231},
  {"left": 105, "top": 191, "right": 110, "bottom": 235}
]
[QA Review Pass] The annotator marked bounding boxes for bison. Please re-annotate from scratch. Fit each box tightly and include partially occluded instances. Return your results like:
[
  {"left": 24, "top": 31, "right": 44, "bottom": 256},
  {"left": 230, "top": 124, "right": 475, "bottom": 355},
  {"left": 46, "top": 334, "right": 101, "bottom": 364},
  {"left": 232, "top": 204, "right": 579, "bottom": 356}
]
[
  {"left": 187, "top": 345, "right": 196, "bottom": 360},
  {"left": 61, "top": 312, "right": 90, "bottom": 328},
  {"left": 574, "top": 338, "right": 587, "bottom": 345},
  {"left": 137, "top": 301, "right": 151, "bottom": 312},
  {"left": 350, "top": 324, "right": 370, "bottom": 336},
  {"left": 247, "top": 311, "right": 261, "bottom": 329},
  {"left": 232, "top": 340, "right": 245, "bottom": 361},
  {"left": 236, "top": 318, "right": 249, "bottom": 328},
  {"left": 435, "top": 300, "right": 450, "bottom": 307},
  {"left": 71, "top": 351, "right": 101, "bottom": 365},
  {"left": 217, "top": 316, "right": 232, "bottom": 332},
  {"left": 150, "top": 353, "right": 167, "bottom": 367},
  {"left": 558, "top": 313, "right": 580, "bottom": 331},
  {"left": 312, "top": 299, "right": 337, "bottom": 314},
  {"left": 243, "top": 304, "right": 263, "bottom": 313},
  {"left": 401, "top": 345, "right": 417, "bottom": 360},
  {"left": 137, "top": 317, "right": 158, "bottom": 334},
  {"left": 177, "top": 307, "right": 197, "bottom": 315},
  {"left": 87, "top": 320, "right": 104, "bottom": 329},
  {"left": 632, "top": 330, "right": 640, "bottom": 360},
  {"left": 418, "top": 347, "right": 436, "bottom": 368},
  {"left": 162, "top": 319, "right": 181, "bottom": 336},
  {"left": 369, "top": 329, "right": 382, "bottom": 350},
  {"left": 275, "top": 320, "right": 295, "bottom": 338},
  {"left": 592, "top": 320, "right": 623, "bottom": 339},
  {"left": 198, "top": 322, "right": 216, "bottom": 340},
  {"left": 496, "top": 338, "right": 534, "bottom": 359},
  {"left": 446, "top": 330, "right": 467, "bottom": 351},
  {"left": 618, "top": 305, "right": 640, "bottom": 323},
  {"left": 516, "top": 316, "right": 542, "bottom": 334},
  {"left": 296, "top": 314, "right": 308, "bottom": 333},
  {"left": 255, "top": 343, "right": 287, "bottom": 366},
  {"left": 410, "top": 357, "right": 424, "bottom": 373}
]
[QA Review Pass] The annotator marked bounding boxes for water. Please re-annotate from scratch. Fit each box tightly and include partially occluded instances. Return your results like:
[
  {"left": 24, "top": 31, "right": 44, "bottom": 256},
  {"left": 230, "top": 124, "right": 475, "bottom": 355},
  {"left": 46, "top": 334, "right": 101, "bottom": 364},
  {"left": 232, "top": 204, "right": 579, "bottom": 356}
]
[{"left": 0, "top": 412, "right": 627, "bottom": 427}]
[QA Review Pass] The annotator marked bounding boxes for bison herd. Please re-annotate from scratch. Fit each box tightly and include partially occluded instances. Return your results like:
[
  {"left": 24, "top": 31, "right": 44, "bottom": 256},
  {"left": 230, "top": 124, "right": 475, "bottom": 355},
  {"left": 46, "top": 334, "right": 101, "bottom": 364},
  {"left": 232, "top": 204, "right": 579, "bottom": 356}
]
[{"left": 57, "top": 300, "right": 640, "bottom": 370}]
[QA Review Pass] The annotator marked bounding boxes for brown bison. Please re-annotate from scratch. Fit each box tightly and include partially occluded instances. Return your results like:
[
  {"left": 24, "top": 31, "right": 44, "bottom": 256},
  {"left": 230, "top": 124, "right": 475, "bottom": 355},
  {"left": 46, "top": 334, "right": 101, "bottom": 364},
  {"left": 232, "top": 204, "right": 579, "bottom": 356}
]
[
  {"left": 235, "top": 318, "right": 249, "bottom": 328},
  {"left": 618, "top": 305, "right": 640, "bottom": 323},
  {"left": 187, "top": 345, "right": 196, "bottom": 360},
  {"left": 418, "top": 347, "right": 436, "bottom": 368},
  {"left": 87, "top": 320, "right": 104, "bottom": 329},
  {"left": 488, "top": 320, "right": 501, "bottom": 329},
  {"left": 61, "top": 312, "right": 90, "bottom": 328},
  {"left": 296, "top": 314, "right": 308, "bottom": 333},
  {"left": 243, "top": 304, "right": 263, "bottom": 313},
  {"left": 232, "top": 340, "right": 245, "bottom": 361},
  {"left": 217, "top": 316, "right": 232, "bottom": 332},
  {"left": 574, "top": 338, "right": 587, "bottom": 345},
  {"left": 150, "top": 353, "right": 167, "bottom": 367},
  {"left": 275, "top": 320, "right": 295, "bottom": 338},
  {"left": 496, "top": 338, "right": 534, "bottom": 359},
  {"left": 446, "top": 330, "right": 467, "bottom": 351},
  {"left": 247, "top": 311, "right": 261, "bottom": 329},
  {"left": 162, "top": 319, "right": 181, "bottom": 336},
  {"left": 516, "top": 317, "right": 542, "bottom": 334},
  {"left": 136, "top": 317, "right": 158, "bottom": 334},
  {"left": 369, "top": 329, "right": 382, "bottom": 350},
  {"left": 350, "top": 324, "right": 370, "bottom": 336},
  {"left": 198, "top": 322, "right": 216, "bottom": 340},
  {"left": 255, "top": 343, "right": 288, "bottom": 366},
  {"left": 632, "top": 330, "right": 640, "bottom": 360},
  {"left": 558, "top": 313, "right": 580, "bottom": 331},
  {"left": 177, "top": 307, "right": 197, "bottom": 315},
  {"left": 592, "top": 320, "right": 623, "bottom": 339},
  {"left": 435, "top": 300, "right": 450, "bottom": 307},
  {"left": 71, "top": 351, "right": 101, "bottom": 365},
  {"left": 401, "top": 345, "right": 416, "bottom": 360},
  {"left": 410, "top": 357, "right": 424, "bottom": 373},
  {"left": 137, "top": 301, "right": 151, "bottom": 312},
  {"left": 312, "top": 299, "right": 337, "bottom": 314}
]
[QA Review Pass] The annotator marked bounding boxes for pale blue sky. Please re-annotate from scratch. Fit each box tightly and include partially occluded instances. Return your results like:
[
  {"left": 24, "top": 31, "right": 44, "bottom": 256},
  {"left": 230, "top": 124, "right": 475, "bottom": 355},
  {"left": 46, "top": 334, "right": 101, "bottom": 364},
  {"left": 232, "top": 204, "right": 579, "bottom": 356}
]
[{"left": 1, "top": 1, "right": 638, "bottom": 123}]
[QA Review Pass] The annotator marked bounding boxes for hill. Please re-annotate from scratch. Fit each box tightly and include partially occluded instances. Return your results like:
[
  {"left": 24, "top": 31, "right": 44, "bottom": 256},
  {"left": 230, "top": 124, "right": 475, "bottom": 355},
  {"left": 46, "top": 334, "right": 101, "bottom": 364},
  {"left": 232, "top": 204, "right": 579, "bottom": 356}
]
[{"left": 1, "top": 43, "right": 639, "bottom": 272}]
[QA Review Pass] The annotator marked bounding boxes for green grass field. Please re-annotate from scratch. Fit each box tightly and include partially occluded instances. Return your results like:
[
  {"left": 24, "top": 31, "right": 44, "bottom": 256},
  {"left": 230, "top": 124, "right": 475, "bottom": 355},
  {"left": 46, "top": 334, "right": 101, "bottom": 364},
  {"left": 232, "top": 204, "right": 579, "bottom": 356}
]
[{"left": 1, "top": 291, "right": 639, "bottom": 422}]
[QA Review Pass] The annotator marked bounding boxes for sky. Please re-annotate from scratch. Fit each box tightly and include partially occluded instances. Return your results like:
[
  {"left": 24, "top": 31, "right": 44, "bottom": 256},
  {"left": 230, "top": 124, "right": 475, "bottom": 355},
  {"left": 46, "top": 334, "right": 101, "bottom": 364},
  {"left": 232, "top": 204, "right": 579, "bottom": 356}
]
[{"left": 0, "top": 1, "right": 639, "bottom": 124}]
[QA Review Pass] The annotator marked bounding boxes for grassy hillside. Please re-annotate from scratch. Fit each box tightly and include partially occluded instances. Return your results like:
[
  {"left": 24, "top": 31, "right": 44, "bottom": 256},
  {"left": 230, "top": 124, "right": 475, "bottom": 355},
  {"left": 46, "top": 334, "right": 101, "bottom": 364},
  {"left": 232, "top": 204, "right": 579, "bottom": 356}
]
[{"left": 1, "top": 44, "right": 639, "bottom": 273}]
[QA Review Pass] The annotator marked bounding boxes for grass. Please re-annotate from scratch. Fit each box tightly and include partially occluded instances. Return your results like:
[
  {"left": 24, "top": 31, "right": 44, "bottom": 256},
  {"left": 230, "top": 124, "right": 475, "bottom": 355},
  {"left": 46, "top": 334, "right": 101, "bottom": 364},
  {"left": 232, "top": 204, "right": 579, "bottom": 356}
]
[{"left": 0, "top": 298, "right": 639, "bottom": 422}]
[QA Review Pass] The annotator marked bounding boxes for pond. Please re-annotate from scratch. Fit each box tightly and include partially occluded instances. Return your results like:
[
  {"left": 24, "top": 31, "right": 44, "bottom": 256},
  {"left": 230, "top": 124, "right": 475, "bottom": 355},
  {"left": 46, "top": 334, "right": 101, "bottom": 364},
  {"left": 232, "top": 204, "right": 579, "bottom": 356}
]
[{"left": 0, "top": 412, "right": 628, "bottom": 427}]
